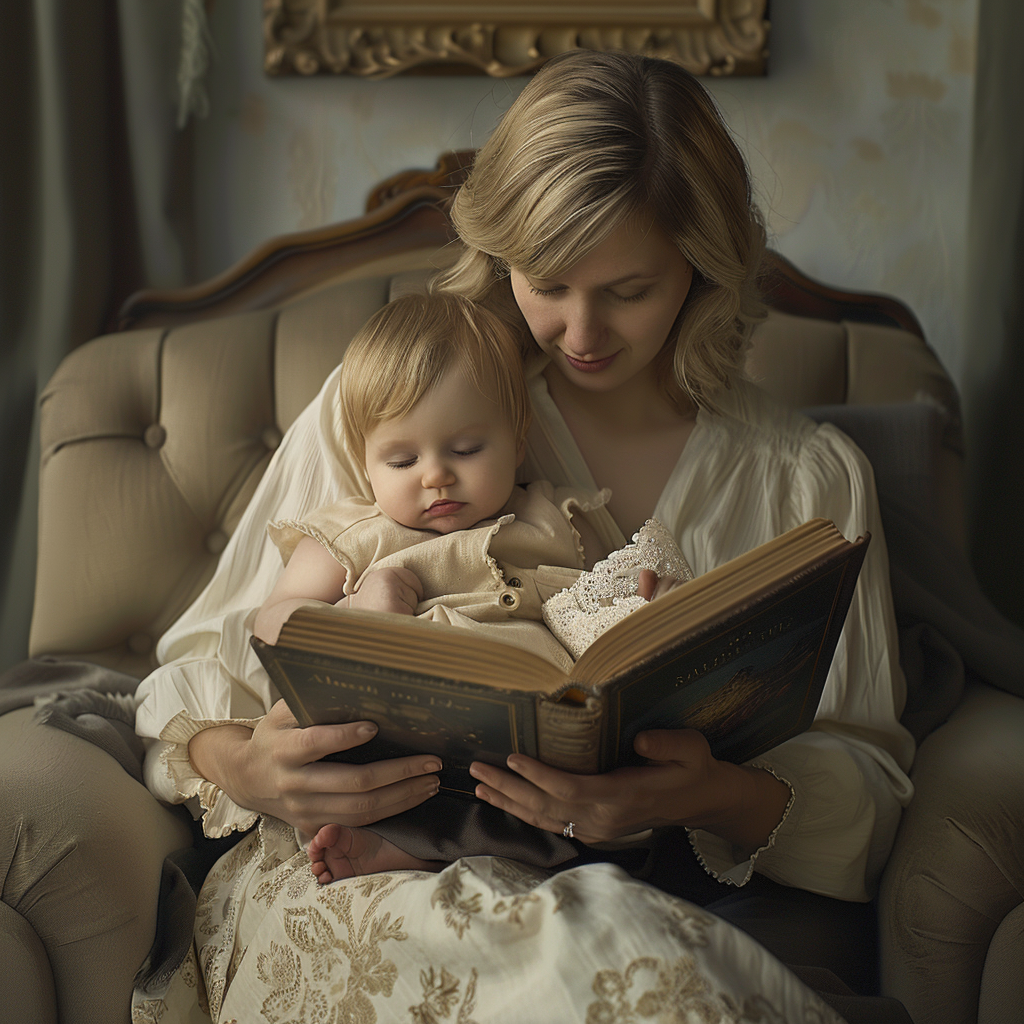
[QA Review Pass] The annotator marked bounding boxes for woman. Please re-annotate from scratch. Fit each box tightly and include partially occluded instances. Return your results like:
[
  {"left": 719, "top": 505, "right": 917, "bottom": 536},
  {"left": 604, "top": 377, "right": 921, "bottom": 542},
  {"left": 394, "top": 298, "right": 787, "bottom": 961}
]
[{"left": 5, "top": 50, "right": 914, "bottom": 1022}]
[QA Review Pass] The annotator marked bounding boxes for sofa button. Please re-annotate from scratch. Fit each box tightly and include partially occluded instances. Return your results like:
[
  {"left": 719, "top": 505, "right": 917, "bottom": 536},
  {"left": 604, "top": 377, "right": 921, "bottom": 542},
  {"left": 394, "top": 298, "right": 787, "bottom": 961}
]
[
  {"left": 206, "top": 530, "right": 228, "bottom": 555},
  {"left": 261, "top": 426, "right": 283, "bottom": 451},
  {"left": 143, "top": 424, "right": 167, "bottom": 449},
  {"left": 127, "top": 632, "right": 153, "bottom": 655},
  {"left": 500, "top": 590, "right": 520, "bottom": 609},
  {"left": 507, "top": 577, "right": 523, "bottom": 588}
]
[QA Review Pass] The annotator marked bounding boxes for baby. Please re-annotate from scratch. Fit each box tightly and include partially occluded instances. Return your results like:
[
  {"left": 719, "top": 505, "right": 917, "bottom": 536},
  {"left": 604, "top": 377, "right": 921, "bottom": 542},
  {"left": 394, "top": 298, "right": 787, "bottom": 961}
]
[{"left": 253, "top": 292, "right": 688, "bottom": 882}]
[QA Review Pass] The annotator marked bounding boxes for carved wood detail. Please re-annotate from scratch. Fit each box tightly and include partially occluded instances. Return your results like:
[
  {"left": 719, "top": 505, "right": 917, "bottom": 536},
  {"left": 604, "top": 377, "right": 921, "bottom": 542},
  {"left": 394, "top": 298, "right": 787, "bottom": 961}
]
[{"left": 263, "top": 0, "right": 769, "bottom": 79}]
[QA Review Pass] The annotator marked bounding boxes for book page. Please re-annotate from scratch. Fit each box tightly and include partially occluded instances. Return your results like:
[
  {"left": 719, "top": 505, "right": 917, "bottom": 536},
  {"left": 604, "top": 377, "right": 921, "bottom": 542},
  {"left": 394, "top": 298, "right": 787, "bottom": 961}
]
[{"left": 279, "top": 606, "right": 570, "bottom": 693}]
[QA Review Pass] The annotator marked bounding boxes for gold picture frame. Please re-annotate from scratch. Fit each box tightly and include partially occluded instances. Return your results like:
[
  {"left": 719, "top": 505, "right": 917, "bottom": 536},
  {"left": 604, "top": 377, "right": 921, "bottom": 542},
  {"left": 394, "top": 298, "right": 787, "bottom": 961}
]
[{"left": 263, "top": 1, "right": 769, "bottom": 79}]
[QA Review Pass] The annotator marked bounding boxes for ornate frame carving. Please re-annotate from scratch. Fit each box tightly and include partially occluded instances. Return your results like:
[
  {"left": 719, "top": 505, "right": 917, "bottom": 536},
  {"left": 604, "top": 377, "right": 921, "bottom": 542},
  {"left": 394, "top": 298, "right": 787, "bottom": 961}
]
[{"left": 263, "top": 1, "right": 769, "bottom": 79}]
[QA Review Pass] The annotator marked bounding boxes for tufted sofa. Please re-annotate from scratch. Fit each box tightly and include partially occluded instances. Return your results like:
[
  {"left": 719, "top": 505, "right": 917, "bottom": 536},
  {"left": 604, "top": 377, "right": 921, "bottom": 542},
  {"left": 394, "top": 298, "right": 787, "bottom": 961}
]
[{"left": 4, "top": 156, "right": 1023, "bottom": 1024}]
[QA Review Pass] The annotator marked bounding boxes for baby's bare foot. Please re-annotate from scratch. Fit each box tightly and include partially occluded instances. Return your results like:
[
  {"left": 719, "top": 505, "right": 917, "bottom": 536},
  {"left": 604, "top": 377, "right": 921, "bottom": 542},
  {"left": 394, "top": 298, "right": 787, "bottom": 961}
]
[{"left": 307, "top": 824, "right": 444, "bottom": 884}]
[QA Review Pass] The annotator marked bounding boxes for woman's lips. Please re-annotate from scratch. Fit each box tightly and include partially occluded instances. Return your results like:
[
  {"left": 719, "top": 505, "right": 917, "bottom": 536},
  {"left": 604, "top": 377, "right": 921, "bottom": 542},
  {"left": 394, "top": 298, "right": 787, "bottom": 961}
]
[
  {"left": 426, "top": 500, "right": 466, "bottom": 517},
  {"left": 563, "top": 352, "right": 617, "bottom": 373}
]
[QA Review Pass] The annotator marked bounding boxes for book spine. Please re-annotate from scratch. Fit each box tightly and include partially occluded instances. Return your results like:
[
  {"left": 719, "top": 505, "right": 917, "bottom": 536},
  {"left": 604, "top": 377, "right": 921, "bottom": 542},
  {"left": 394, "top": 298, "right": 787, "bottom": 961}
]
[{"left": 535, "top": 697, "right": 604, "bottom": 773}]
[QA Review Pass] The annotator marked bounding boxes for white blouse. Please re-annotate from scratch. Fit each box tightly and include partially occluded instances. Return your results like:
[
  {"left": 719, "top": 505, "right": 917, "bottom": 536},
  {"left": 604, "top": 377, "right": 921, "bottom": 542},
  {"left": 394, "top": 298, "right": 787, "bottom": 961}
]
[{"left": 136, "top": 361, "right": 914, "bottom": 901}]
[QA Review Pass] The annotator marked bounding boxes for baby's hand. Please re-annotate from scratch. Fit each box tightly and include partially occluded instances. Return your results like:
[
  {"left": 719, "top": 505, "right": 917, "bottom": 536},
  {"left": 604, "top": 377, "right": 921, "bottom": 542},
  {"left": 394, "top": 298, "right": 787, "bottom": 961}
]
[
  {"left": 342, "top": 567, "right": 423, "bottom": 616},
  {"left": 637, "top": 568, "right": 686, "bottom": 602}
]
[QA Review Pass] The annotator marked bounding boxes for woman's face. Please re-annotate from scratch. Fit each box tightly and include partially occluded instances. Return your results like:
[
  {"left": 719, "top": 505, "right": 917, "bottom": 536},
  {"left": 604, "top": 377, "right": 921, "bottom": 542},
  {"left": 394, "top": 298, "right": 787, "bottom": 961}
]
[{"left": 509, "top": 218, "right": 693, "bottom": 397}]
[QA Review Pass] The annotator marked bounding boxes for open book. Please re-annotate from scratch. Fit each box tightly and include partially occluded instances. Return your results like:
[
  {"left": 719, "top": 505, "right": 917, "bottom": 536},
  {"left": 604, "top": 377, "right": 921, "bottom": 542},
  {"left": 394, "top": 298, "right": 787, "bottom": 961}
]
[{"left": 251, "top": 518, "right": 868, "bottom": 795}]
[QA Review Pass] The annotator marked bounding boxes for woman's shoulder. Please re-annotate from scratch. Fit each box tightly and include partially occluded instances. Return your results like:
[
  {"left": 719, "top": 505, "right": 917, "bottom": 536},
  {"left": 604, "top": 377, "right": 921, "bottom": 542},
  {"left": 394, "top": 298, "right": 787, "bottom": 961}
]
[
  {"left": 672, "top": 380, "right": 879, "bottom": 545},
  {"left": 709, "top": 378, "right": 866, "bottom": 469}
]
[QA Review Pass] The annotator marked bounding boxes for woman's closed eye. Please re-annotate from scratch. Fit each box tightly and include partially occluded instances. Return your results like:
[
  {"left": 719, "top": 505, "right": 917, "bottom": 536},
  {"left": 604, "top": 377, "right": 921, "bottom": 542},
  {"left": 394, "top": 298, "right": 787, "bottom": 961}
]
[
  {"left": 614, "top": 288, "right": 650, "bottom": 304},
  {"left": 528, "top": 284, "right": 650, "bottom": 303}
]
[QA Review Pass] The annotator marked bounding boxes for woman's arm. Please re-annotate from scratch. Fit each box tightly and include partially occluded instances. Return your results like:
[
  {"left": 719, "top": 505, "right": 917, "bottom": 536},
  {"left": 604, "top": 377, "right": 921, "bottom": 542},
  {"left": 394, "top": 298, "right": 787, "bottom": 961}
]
[
  {"left": 473, "top": 414, "right": 912, "bottom": 895},
  {"left": 493, "top": 567, "right": 790, "bottom": 850}
]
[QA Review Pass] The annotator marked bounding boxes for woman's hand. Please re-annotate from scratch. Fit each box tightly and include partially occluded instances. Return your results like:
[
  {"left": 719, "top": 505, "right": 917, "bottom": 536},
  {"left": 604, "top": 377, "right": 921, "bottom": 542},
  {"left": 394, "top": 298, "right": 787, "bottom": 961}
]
[
  {"left": 343, "top": 567, "right": 422, "bottom": 615},
  {"left": 468, "top": 728, "right": 790, "bottom": 855},
  {"left": 188, "top": 699, "right": 440, "bottom": 837}
]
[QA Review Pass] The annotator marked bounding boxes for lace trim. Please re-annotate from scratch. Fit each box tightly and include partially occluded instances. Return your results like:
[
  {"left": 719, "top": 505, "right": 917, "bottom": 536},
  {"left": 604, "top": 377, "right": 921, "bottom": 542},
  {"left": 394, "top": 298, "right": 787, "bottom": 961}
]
[
  {"left": 686, "top": 762, "right": 796, "bottom": 887},
  {"left": 542, "top": 518, "right": 694, "bottom": 659},
  {"left": 159, "top": 710, "right": 263, "bottom": 838}
]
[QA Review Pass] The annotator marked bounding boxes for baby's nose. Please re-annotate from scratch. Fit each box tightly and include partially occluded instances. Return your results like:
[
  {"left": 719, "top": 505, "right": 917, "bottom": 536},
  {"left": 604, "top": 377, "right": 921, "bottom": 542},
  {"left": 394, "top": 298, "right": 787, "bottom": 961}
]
[{"left": 421, "top": 459, "right": 456, "bottom": 488}]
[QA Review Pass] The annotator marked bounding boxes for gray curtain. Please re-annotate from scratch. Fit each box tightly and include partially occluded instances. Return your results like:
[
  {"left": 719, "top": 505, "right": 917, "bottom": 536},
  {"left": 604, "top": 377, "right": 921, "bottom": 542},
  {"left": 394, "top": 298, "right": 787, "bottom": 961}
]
[
  {"left": 0, "top": 0, "right": 192, "bottom": 672},
  {"left": 962, "top": 0, "right": 1024, "bottom": 626}
]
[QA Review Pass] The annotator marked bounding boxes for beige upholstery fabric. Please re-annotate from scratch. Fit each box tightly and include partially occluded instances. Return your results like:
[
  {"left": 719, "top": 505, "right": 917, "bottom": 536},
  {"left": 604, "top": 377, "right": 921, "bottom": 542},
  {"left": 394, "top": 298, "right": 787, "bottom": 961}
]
[
  {"left": 31, "top": 276, "right": 395, "bottom": 675},
  {"left": 746, "top": 310, "right": 961, "bottom": 415},
  {"left": 0, "top": 706, "right": 193, "bottom": 1024},
  {"left": 879, "top": 681, "right": 1024, "bottom": 1023}
]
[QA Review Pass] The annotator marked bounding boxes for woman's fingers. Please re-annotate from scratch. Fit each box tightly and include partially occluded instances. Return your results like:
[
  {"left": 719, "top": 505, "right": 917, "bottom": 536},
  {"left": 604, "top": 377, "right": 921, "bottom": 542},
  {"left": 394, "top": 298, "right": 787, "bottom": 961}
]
[
  {"left": 633, "top": 727, "right": 707, "bottom": 762},
  {"left": 306, "top": 751, "right": 442, "bottom": 795},
  {"left": 286, "top": 719, "right": 381, "bottom": 765},
  {"left": 260, "top": 699, "right": 392, "bottom": 767},
  {"left": 469, "top": 751, "right": 706, "bottom": 842},
  {"left": 470, "top": 757, "right": 605, "bottom": 841},
  {"left": 250, "top": 699, "right": 442, "bottom": 833},
  {"left": 294, "top": 765, "right": 441, "bottom": 831}
]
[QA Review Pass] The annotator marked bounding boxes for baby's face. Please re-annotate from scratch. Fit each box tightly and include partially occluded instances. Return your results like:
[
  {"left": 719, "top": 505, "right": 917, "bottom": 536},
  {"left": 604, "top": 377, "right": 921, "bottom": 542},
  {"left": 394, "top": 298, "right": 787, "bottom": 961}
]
[{"left": 363, "top": 368, "right": 524, "bottom": 534}]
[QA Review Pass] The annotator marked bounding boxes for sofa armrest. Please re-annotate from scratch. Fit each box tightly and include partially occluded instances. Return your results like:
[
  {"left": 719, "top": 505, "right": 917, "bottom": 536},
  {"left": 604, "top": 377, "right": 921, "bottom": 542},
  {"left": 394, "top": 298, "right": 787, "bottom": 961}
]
[
  {"left": 878, "top": 680, "right": 1024, "bottom": 1023},
  {"left": 0, "top": 899, "right": 57, "bottom": 1024}
]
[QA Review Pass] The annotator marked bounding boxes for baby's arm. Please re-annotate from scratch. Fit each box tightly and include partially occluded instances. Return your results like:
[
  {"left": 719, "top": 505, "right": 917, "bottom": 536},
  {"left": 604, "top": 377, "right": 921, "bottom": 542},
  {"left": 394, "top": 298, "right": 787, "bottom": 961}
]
[
  {"left": 254, "top": 536, "right": 349, "bottom": 644},
  {"left": 254, "top": 537, "right": 424, "bottom": 644}
]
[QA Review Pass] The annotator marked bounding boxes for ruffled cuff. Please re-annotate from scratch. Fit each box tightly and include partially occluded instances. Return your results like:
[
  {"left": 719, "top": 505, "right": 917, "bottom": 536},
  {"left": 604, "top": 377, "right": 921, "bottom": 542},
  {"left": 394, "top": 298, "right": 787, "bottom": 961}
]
[
  {"left": 158, "top": 709, "right": 264, "bottom": 838},
  {"left": 686, "top": 762, "right": 795, "bottom": 886}
]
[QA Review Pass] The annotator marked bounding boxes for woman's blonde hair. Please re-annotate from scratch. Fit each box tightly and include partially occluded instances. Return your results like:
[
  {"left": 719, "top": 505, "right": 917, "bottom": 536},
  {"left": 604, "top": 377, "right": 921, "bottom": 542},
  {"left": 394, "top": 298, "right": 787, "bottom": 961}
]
[
  {"left": 339, "top": 292, "right": 531, "bottom": 463},
  {"left": 435, "top": 49, "right": 767, "bottom": 411}
]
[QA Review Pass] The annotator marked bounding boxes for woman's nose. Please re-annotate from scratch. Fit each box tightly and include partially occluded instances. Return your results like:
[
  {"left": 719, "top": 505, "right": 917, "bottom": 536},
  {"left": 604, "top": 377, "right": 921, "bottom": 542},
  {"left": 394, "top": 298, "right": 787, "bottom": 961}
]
[
  {"left": 421, "top": 458, "right": 456, "bottom": 489},
  {"left": 561, "top": 299, "right": 605, "bottom": 355}
]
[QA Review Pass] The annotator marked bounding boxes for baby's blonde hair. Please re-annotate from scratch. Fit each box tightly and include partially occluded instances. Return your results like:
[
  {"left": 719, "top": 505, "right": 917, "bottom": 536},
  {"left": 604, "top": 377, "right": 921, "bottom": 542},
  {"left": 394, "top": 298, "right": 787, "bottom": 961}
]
[
  {"left": 339, "top": 292, "right": 531, "bottom": 463},
  {"left": 435, "top": 49, "right": 768, "bottom": 412}
]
